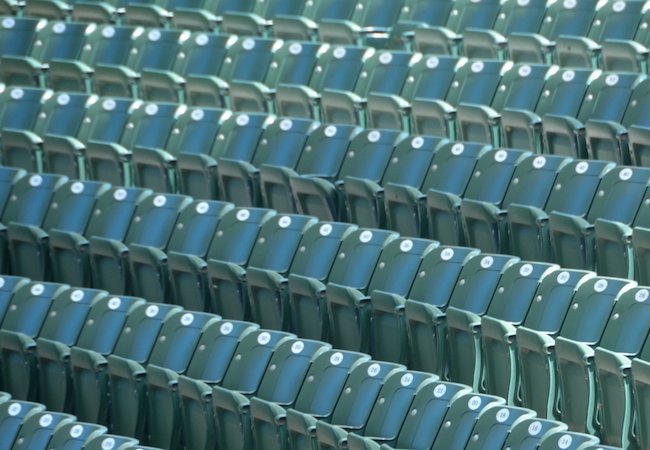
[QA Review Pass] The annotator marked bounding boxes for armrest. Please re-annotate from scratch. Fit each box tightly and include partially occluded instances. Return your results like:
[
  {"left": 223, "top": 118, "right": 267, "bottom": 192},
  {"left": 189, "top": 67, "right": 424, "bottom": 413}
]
[
  {"left": 172, "top": 8, "right": 220, "bottom": 31},
  {"left": 273, "top": 14, "right": 318, "bottom": 40}
]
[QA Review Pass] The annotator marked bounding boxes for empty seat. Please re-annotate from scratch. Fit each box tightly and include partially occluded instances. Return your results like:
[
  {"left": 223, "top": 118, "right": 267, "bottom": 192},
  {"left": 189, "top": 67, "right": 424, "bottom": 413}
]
[
  {"left": 220, "top": 0, "right": 304, "bottom": 37},
  {"left": 272, "top": 0, "right": 356, "bottom": 41},
  {"left": 500, "top": 418, "right": 569, "bottom": 450},
  {"left": 600, "top": 5, "right": 650, "bottom": 73},
  {"left": 44, "top": 421, "right": 108, "bottom": 449},
  {"left": 170, "top": 0, "right": 256, "bottom": 31},
  {"left": 462, "top": 405, "right": 537, "bottom": 450},
  {"left": 0, "top": 400, "right": 46, "bottom": 448},
  {"left": 11, "top": 410, "right": 75, "bottom": 449}
]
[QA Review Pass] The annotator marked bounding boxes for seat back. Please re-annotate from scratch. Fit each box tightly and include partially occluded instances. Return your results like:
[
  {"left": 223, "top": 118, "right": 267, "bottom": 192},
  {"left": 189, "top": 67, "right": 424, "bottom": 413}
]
[
  {"left": 293, "top": 123, "right": 362, "bottom": 179},
  {"left": 83, "top": 187, "right": 151, "bottom": 241},
  {"left": 0, "top": 17, "right": 41, "bottom": 57},
  {"left": 263, "top": 41, "right": 322, "bottom": 88},
  {"left": 217, "top": 37, "right": 276, "bottom": 84},
  {"left": 535, "top": 0, "right": 599, "bottom": 41},
  {"left": 0, "top": 87, "right": 46, "bottom": 132},
  {"left": 171, "top": 32, "right": 232, "bottom": 77},
  {"left": 420, "top": 141, "right": 491, "bottom": 193},
  {"left": 586, "top": 166, "right": 650, "bottom": 225},
  {"left": 500, "top": 154, "right": 569, "bottom": 210},
  {"left": 443, "top": 59, "right": 505, "bottom": 107},
  {"left": 0, "top": 281, "right": 67, "bottom": 336},
  {"left": 165, "top": 200, "right": 233, "bottom": 256},
  {"left": 41, "top": 180, "right": 109, "bottom": 234},
  {"left": 250, "top": 118, "right": 317, "bottom": 169},
  {"left": 123, "top": 193, "right": 191, "bottom": 248},
  {"left": 2, "top": 173, "right": 67, "bottom": 227},
  {"left": 307, "top": 45, "right": 367, "bottom": 93},
  {"left": 381, "top": 135, "right": 447, "bottom": 187},
  {"left": 209, "top": 112, "right": 270, "bottom": 162},
  {"left": 164, "top": 107, "right": 226, "bottom": 157},
  {"left": 337, "top": 129, "right": 407, "bottom": 183},
  {"left": 123, "top": 28, "right": 183, "bottom": 72},
  {"left": 78, "top": 24, "right": 136, "bottom": 68},
  {"left": 28, "top": 21, "right": 90, "bottom": 64},
  {"left": 76, "top": 97, "right": 134, "bottom": 144},
  {"left": 533, "top": 68, "right": 593, "bottom": 118},
  {"left": 33, "top": 92, "right": 93, "bottom": 139},
  {"left": 119, "top": 101, "right": 179, "bottom": 150}
]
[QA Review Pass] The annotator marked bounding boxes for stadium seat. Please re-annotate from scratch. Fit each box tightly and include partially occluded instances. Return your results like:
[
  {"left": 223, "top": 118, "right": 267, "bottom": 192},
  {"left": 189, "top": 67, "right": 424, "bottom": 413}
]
[
  {"left": 0, "top": 16, "right": 42, "bottom": 60},
  {"left": 83, "top": 434, "right": 139, "bottom": 449},
  {"left": 208, "top": 213, "right": 317, "bottom": 329},
  {"left": 537, "top": 430, "right": 600, "bottom": 449},
  {"left": 499, "top": 418, "right": 568, "bottom": 450},
  {"left": 11, "top": 410, "right": 75, "bottom": 449},
  {"left": 46, "top": 421, "right": 108, "bottom": 449},
  {"left": 462, "top": 405, "right": 537, "bottom": 450},
  {"left": 272, "top": 0, "right": 356, "bottom": 41},
  {"left": 386, "top": 0, "right": 454, "bottom": 50},
  {"left": 170, "top": 0, "right": 256, "bottom": 31},
  {"left": 290, "top": 128, "right": 407, "bottom": 222},
  {"left": 220, "top": 0, "right": 304, "bottom": 37},
  {"left": 167, "top": 206, "right": 275, "bottom": 313},
  {"left": 89, "top": 192, "right": 191, "bottom": 295},
  {"left": 0, "top": 276, "right": 30, "bottom": 325},
  {"left": 0, "top": 400, "right": 46, "bottom": 448},
  {"left": 600, "top": 5, "right": 650, "bottom": 73}
]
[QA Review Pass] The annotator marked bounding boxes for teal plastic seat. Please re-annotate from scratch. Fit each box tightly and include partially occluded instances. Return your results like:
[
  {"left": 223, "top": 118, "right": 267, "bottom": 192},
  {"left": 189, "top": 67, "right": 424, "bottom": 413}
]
[
  {"left": 499, "top": 418, "right": 568, "bottom": 450},
  {"left": 600, "top": 5, "right": 650, "bottom": 73},
  {"left": 550, "top": 166, "right": 650, "bottom": 274},
  {"left": 89, "top": 193, "right": 191, "bottom": 295},
  {"left": 11, "top": 410, "right": 75, "bottom": 449},
  {"left": 259, "top": 123, "right": 362, "bottom": 214},
  {"left": 123, "top": 0, "right": 202, "bottom": 28},
  {"left": 85, "top": 100, "right": 181, "bottom": 186},
  {"left": 0, "top": 276, "right": 30, "bottom": 325},
  {"left": 8, "top": 180, "right": 109, "bottom": 281},
  {"left": 288, "top": 228, "right": 398, "bottom": 343},
  {"left": 170, "top": 0, "right": 256, "bottom": 31},
  {"left": 507, "top": 160, "right": 614, "bottom": 262},
  {"left": 410, "top": 59, "right": 507, "bottom": 138},
  {"left": 544, "top": 72, "right": 642, "bottom": 160},
  {"left": 209, "top": 213, "right": 317, "bottom": 328},
  {"left": 463, "top": 405, "right": 537, "bottom": 450},
  {"left": 83, "top": 434, "right": 139, "bottom": 449},
  {"left": 272, "top": 0, "right": 356, "bottom": 41},
  {"left": 386, "top": 0, "right": 454, "bottom": 50},
  {"left": 0, "top": 400, "right": 46, "bottom": 448},
  {"left": 537, "top": 430, "right": 600, "bottom": 449},
  {"left": 318, "top": 370, "right": 437, "bottom": 450},
  {"left": 48, "top": 24, "right": 137, "bottom": 93},
  {"left": 46, "top": 421, "right": 108, "bottom": 449},
  {"left": 41, "top": 96, "right": 135, "bottom": 179},
  {"left": 252, "top": 349, "right": 369, "bottom": 450},
  {"left": 0, "top": 87, "right": 48, "bottom": 162},
  {"left": 460, "top": 154, "right": 569, "bottom": 254},
  {"left": 404, "top": 246, "right": 480, "bottom": 376},
  {"left": 501, "top": 68, "right": 594, "bottom": 153},
  {"left": 0, "top": 20, "right": 91, "bottom": 87},
  {"left": 2, "top": 92, "right": 93, "bottom": 173},
  {"left": 216, "top": 118, "right": 318, "bottom": 208},
  {"left": 411, "top": 0, "right": 501, "bottom": 56},
  {"left": 168, "top": 207, "right": 275, "bottom": 313},
  {"left": 507, "top": 0, "right": 599, "bottom": 64},
  {"left": 0, "top": 16, "right": 42, "bottom": 60},
  {"left": 176, "top": 111, "right": 272, "bottom": 200},
  {"left": 447, "top": 261, "right": 557, "bottom": 393},
  {"left": 290, "top": 128, "right": 407, "bottom": 222},
  {"left": 220, "top": 0, "right": 303, "bottom": 37}
]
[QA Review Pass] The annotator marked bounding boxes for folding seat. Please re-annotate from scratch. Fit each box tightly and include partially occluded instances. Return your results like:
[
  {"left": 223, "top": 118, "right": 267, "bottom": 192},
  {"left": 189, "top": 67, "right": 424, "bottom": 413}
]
[
  {"left": 537, "top": 431, "right": 600, "bottom": 449},
  {"left": 168, "top": 207, "right": 276, "bottom": 313},
  {"left": 123, "top": 0, "right": 202, "bottom": 28},
  {"left": 272, "top": 0, "right": 357, "bottom": 41},
  {"left": 0, "top": 21, "right": 91, "bottom": 87},
  {"left": 543, "top": 72, "right": 642, "bottom": 159},
  {"left": 3, "top": 92, "right": 94, "bottom": 173},
  {"left": 83, "top": 434, "right": 139, "bottom": 449},
  {"left": 42, "top": 97, "right": 136, "bottom": 180},
  {"left": 461, "top": 0, "right": 547, "bottom": 60},
  {"left": 139, "top": 32, "right": 233, "bottom": 105},
  {"left": 428, "top": 148, "right": 530, "bottom": 247},
  {"left": 500, "top": 68, "right": 595, "bottom": 153},
  {"left": 550, "top": 165, "right": 650, "bottom": 273},
  {"left": 66, "top": 297, "right": 155, "bottom": 425},
  {"left": 185, "top": 37, "right": 277, "bottom": 109},
  {"left": 170, "top": 0, "right": 256, "bottom": 31},
  {"left": 274, "top": 45, "right": 367, "bottom": 120},
  {"left": 0, "top": 17, "right": 42, "bottom": 60},
  {"left": 7, "top": 180, "right": 109, "bottom": 281},
  {"left": 585, "top": 77, "right": 650, "bottom": 166},
  {"left": 174, "top": 318, "right": 259, "bottom": 450},
  {"left": 581, "top": 286, "right": 650, "bottom": 448},
  {"left": 0, "top": 400, "right": 46, "bottom": 448},
  {"left": 411, "top": 0, "right": 501, "bottom": 57},
  {"left": 128, "top": 200, "right": 232, "bottom": 304},
  {"left": 0, "top": 87, "right": 49, "bottom": 157},
  {"left": 176, "top": 112, "right": 272, "bottom": 200},
  {"left": 404, "top": 246, "right": 481, "bottom": 375},
  {"left": 216, "top": 118, "right": 318, "bottom": 207},
  {"left": 0, "top": 276, "right": 30, "bottom": 325},
  {"left": 48, "top": 187, "right": 152, "bottom": 287},
  {"left": 93, "top": 28, "right": 184, "bottom": 99},
  {"left": 518, "top": 277, "right": 633, "bottom": 421},
  {"left": 209, "top": 213, "right": 317, "bottom": 329},
  {"left": 89, "top": 193, "right": 191, "bottom": 295},
  {"left": 11, "top": 410, "right": 76, "bottom": 449},
  {"left": 371, "top": 381, "right": 471, "bottom": 450},
  {"left": 0, "top": 173, "right": 68, "bottom": 275},
  {"left": 328, "top": 237, "right": 438, "bottom": 358},
  {"left": 600, "top": 6, "right": 650, "bottom": 73},
  {"left": 411, "top": 60, "right": 508, "bottom": 139},
  {"left": 507, "top": 160, "right": 613, "bottom": 262},
  {"left": 0, "top": 281, "right": 68, "bottom": 400},
  {"left": 0, "top": 167, "right": 26, "bottom": 218},
  {"left": 499, "top": 418, "right": 569, "bottom": 450},
  {"left": 251, "top": 349, "right": 370, "bottom": 450},
  {"left": 296, "top": 360, "right": 404, "bottom": 449},
  {"left": 366, "top": 55, "right": 460, "bottom": 132},
  {"left": 386, "top": 0, "right": 454, "bottom": 50},
  {"left": 429, "top": 393, "right": 506, "bottom": 450},
  {"left": 290, "top": 129, "right": 407, "bottom": 222},
  {"left": 220, "top": 0, "right": 304, "bottom": 37},
  {"left": 288, "top": 228, "right": 398, "bottom": 345},
  {"left": 320, "top": 50, "right": 413, "bottom": 127},
  {"left": 446, "top": 261, "right": 557, "bottom": 392},
  {"left": 85, "top": 100, "right": 181, "bottom": 186},
  {"left": 463, "top": 405, "right": 538, "bottom": 450},
  {"left": 456, "top": 63, "right": 552, "bottom": 147},
  {"left": 229, "top": 42, "right": 324, "bottom": 115},
  {"left": 253, "top": 221, "right": 356, "bottom": 341},
  {"left": 48, "top": 421, "right": 108, "bottom": 450},
  {"left": 507, "top": 0, "right": 599, "bottom": 64},
  {"left": 318, "top": 370, "right": 437, "bottom": 450},
  {"left": 555, "top": 0, "right": 645, "bottom": 69},
  {"left": 48, "top": 24, "right": 138, "bottom": 94},
  {"left": 259, "top": 123, "right": 362, "bottom": 215},
  {"left": 317, "top": 0, "right": 404, "bottom": 47},
  {"left": 216, "top": 339, "right": 332, "bottom": 449},
  {"left": 383, "top": 141, "right": 489, "bottom": 239},
  {"left": 132, "top": 106, "right": 228, "bottom": 193},
  {"left": 346, "top": 134, "right": 447, "bottom": 231},
  {"left": 461, "top": 154, "right": 569, "bottom": 254}
]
